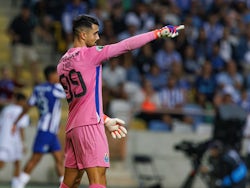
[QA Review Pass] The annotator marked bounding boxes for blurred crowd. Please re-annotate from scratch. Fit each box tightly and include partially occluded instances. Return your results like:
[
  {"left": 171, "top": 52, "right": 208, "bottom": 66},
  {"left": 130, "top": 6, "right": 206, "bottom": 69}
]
[{"left": 2, "top": 0, "right": 250, "bottom": 131}]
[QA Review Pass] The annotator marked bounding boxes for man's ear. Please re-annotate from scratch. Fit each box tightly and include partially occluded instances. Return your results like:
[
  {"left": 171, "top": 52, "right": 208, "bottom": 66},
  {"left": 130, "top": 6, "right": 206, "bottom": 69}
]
[{"left": 80, "top": 31, "right": 87, "bottom": 41}]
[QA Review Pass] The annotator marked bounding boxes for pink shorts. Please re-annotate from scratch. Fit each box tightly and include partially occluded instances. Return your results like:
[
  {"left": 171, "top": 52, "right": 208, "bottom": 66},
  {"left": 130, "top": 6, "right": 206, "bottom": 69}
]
[{"left": 64, "top": 123, "right": 110, "bottom": 169}]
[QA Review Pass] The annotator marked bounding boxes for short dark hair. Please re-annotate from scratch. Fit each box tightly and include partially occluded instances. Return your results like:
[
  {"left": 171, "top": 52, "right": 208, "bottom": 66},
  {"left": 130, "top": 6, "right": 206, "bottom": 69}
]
[
  {"left": 209, "top": 140, "right": 224, "bottom": 154},
  {"left": 44, "top": 65, "right": 57, "bottom": 80},
  {"left": 14, "top": 92, "right": 26, "bottom": 101},
  {"left": 72, "top": 14, "right": 99, "bottom": 37}
]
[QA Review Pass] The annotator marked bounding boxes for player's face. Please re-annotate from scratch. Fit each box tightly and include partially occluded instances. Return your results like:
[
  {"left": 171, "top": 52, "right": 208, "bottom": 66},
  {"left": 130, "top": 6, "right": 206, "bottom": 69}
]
[
  {"left": 209, "top": 148, "right": 219, "bottom": 157},
  {"left": 49, "top": 72, "right": 59, "bottom": 83},
  {"left": 18, "top": 99, "right": 26, "bottom": 107},
  {"left": 85, "top": 24, "right": 100, "bottom": 47}
]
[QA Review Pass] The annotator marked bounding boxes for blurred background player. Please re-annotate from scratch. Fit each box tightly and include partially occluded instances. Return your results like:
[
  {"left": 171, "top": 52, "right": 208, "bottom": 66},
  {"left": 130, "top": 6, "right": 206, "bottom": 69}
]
[
  {"left": 6, "top": 3, "right": 40, "bottom": 86},
  {"left": 12, "top": 65, "right": 66, "bottom": 188},
  {"left": 0, "top": 92, "right": 30, "bottom": 188},
  {"left": 0, "top": 66, "right": 16, "bottom": 110}
]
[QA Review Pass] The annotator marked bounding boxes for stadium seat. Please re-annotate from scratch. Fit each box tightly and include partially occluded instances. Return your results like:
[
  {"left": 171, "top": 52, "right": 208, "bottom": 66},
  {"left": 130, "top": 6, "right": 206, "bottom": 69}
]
[
  {"left": 132, "top": 155, "right": 162, "bottom": 188},
  {"left": 129, "top": 118, "right": 147, "bottom": 130},
  {"left": 148, "top": 120, "right": 171, "bottom": 132}
]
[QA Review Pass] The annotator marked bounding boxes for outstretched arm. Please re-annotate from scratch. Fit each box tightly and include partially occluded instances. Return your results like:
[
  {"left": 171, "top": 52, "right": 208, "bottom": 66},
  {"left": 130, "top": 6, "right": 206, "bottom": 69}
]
[
  {"left": 12, "top": 104, "right": 31, "bottom": 134},
  {"left": 91, "top": 25, "right": 185, "bottom": 63},
  {"left": 107, "top": 25, "right": 185, "bottom": 58},
  {"left": 105, "top": 31, "right": 156, "bottom": 59}
]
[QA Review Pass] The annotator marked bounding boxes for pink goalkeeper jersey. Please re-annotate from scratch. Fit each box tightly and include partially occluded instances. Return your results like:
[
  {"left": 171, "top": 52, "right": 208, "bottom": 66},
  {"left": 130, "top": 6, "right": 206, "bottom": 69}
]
[{"left": 57, "top": 31, "right": 156, "bottom": 132}]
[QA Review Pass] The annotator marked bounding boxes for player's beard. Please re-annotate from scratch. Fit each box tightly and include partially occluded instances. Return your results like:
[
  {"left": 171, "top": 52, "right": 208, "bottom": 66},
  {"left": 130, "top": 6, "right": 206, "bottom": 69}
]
[
  {"left": 86, "top": 38, "right": 97, "bottom": 47},
  {"left": 86, "top": 42, "right": 96, "bottom": 47}
]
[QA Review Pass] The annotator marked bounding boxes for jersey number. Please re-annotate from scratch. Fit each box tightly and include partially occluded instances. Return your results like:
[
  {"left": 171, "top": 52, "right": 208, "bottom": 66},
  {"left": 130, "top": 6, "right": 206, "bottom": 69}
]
[
  {"left": 59, "top": 69, "right": 86, "bottom": 103},
  {"left": 37, "top": 92, "right": 48, "bottom": 115}
]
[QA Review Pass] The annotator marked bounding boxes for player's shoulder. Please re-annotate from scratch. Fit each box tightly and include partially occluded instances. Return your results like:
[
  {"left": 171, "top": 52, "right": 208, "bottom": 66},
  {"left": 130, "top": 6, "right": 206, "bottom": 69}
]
[
  {"left": 33, "top": 82, "right": 53, "bottom": 93},
  {"left": 52, "top": 83, "right": 66, "bottom": 98},
  {"left": 58, "top": 47, "right": 83, "bottom": 66},
  {"left": 54, "top": 83, "right": 64, "bottom": 90},
  {"left": 3, "top": 104, "right": 22, "bottom": 114},
  {"left": 95, "top": 46, "right": 105, "bottom": 52},
  {"left": 5, "top": 103, "right": 19, "bottom": 110},
  {"left": 83, "top": 46, "right": 105, "bottom": 53},
  {"left": 33, "top": 82, "right": 44, "bottom": 89}
]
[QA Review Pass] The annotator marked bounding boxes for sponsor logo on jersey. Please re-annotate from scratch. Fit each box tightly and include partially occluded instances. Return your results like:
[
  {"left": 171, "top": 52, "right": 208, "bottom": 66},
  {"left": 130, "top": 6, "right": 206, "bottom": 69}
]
[{"left": 96, "top": 46, "right": 104, "bottom": 51}]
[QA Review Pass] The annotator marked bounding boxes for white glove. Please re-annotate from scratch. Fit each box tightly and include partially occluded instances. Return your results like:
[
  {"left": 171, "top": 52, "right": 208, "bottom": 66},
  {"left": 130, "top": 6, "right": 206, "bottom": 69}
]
[
  {"left": 154, "top": 25, "right": 185, "bottom": 38},
  {"left": 104, "top": 117, "right": 128, "bottom": 139}
]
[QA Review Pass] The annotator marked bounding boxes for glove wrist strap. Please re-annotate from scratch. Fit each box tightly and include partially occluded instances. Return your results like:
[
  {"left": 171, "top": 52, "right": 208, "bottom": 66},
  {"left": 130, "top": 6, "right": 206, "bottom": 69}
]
[
  {"left": 154, "top": 29, "right": 162, "bottom": 39},
  {"left": 104, "top": 114, "right": 110, "bottom": 123}
]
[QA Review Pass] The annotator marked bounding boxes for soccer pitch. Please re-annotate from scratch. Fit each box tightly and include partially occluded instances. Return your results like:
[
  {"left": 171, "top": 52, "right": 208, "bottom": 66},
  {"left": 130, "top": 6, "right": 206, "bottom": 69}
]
[
  {"left": 0, "top": 182, "right": 135, "bottom": 188},
  {"left": 0, "top": 182, "right": 60, "bottom": 188}
]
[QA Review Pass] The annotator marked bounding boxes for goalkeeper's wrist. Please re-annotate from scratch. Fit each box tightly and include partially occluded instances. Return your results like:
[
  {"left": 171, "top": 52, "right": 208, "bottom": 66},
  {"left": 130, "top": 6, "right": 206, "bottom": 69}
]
[
  {"left": 154, "top": 27, "right": 169, "bottom": 39},
  {"left": 154, "top": 29, "right": 162, "bottom": 39},
  {"left": 103, "top": 114, "right": 110, "bottom": 124}
]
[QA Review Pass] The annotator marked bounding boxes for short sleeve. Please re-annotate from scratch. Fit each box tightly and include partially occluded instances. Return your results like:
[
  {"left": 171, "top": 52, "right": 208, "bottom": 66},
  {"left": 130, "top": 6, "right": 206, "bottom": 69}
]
[
  {"left": 17, "top": 114, "right": 30, "bottom": 128},
  {"left": 28, "top": 89, "right": 37, "bottom": 106},
  {"left": 53, "top": 83, "right": 66, "bottom": 99}
]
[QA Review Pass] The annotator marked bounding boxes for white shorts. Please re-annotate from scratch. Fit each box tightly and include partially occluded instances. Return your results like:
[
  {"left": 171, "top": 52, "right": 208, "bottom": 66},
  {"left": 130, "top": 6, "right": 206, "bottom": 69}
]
[
  {"left": 12, "top": 44, "right": 39, "bottom": 65},
  {"left": 0, "top": 145, "right": 23, "bottom": 162}
]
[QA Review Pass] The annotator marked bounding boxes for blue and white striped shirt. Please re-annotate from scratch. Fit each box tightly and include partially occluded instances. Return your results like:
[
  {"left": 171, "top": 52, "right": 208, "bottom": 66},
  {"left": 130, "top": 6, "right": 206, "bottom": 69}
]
[
  {"left": 28, "top": 82, "right": 66, "bottom": 134},
  {"left": 158, "top": 87, "right": 185, "bottom": 108}
]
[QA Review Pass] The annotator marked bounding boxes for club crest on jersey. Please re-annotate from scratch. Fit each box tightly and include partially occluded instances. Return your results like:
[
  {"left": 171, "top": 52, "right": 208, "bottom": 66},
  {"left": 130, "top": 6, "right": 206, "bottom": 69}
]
[
  {"left": 104, "top": 153, "right": 109, "bottom": 163},
  {"left": 43, "top": 145, "right": 49, "bottom": 152},
  {"left": 96, "top": 46, "right": 104, "bottom": 51}
]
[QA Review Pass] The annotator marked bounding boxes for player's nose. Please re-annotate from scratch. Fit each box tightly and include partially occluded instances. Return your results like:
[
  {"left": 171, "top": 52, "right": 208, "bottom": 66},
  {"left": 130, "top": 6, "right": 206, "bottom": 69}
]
[{"left": 96, "top": 34, "right": 100, "bottom": 40}]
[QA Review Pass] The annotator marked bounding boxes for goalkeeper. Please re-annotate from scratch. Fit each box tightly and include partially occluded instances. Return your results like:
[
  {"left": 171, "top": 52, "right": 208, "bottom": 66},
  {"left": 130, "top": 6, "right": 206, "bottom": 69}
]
[{"left": 57, "top": 14, "right": 184, "bottom": 188}]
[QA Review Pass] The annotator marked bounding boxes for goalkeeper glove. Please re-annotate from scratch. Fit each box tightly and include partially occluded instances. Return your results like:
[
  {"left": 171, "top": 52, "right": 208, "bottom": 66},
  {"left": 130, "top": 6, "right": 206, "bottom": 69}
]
[
  {"left": 154, "top": 25, "right": 185, "bottom": 38},
  {"left": 104, "top": 117, "right": 128, "bottom": 139}
]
